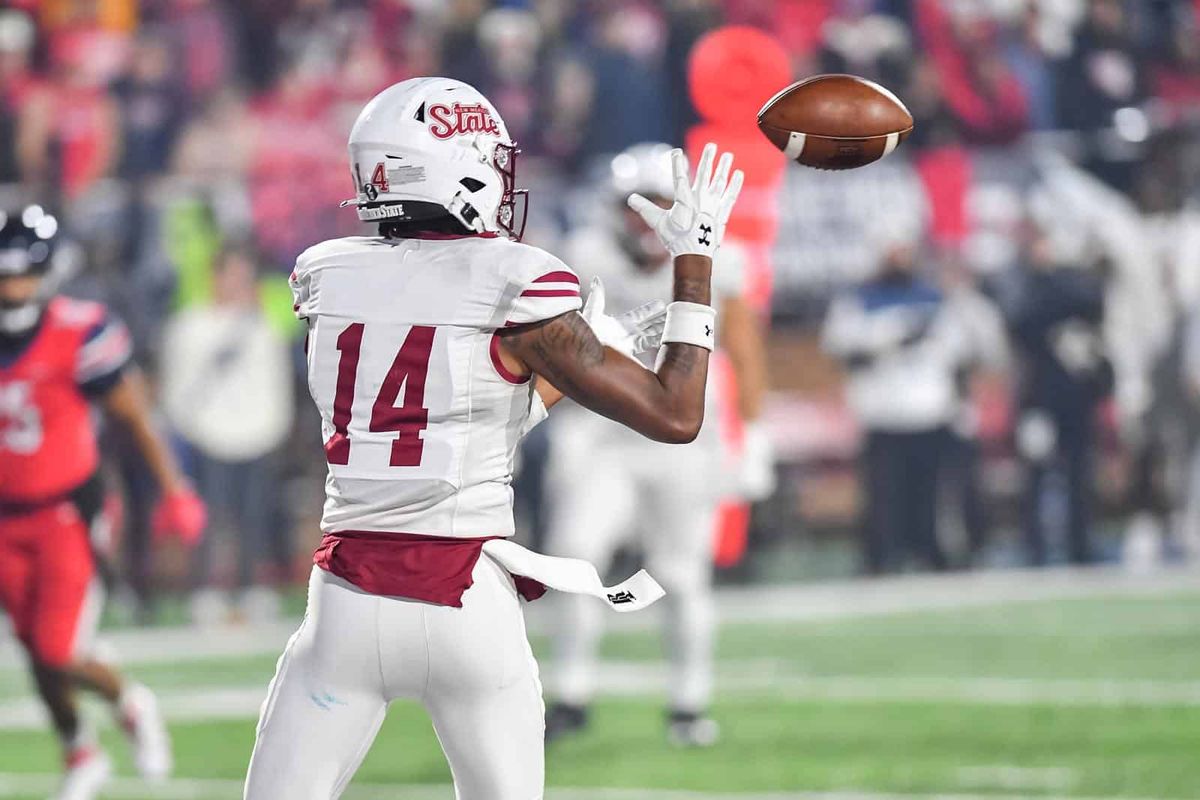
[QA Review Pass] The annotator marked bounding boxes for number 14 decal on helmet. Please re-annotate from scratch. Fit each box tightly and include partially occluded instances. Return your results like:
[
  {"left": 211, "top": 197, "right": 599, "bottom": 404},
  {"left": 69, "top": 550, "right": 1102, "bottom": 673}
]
[{"left": 325, "top": 323, "right": 434, "bottom": 468}]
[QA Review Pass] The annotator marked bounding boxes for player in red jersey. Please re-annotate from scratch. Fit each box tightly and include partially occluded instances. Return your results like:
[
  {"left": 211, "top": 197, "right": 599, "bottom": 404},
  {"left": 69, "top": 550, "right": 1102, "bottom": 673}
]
[{"left": 0, "top": 205, "right": 207, "bottom": 800}]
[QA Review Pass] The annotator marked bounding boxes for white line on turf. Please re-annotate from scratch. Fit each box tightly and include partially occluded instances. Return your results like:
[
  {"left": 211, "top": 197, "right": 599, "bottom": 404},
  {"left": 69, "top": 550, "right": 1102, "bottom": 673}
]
[
  {"left": 954, "top": 765, "right": 1077, "bottom": 791},
  {"left": 3, "top": 663, "right": 1200, "bottom": 732},
  {"left": 4, "top": 564, "right": 1199, "bottom": 670},
  {"left": 0, "top": 774, "right": 1180, "bottom": 800}
]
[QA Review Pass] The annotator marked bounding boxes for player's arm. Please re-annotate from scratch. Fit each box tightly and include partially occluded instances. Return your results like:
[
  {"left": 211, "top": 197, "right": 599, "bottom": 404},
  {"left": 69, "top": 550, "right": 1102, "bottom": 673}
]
[
  {"left": 720, "top": 294, "right": 767, "bottom": 421},
  {"left": 101, "top": 368, "right": 187, "bottom": 495},
  {"left": 533, "top": 377, "right": 564, "bottom": 410},
  {"left": 78, "top": 314, "right": 207, "bottom": 542},
  {"left": 530, "top": 281, "right": 667, "bottom": 414},
  {"left": 504, "top": 257, "right": 712, "bottom": 443},
  {"left": 504, "top": 144, "right": 742, "bottom": 443},
  {"left": 719, "top": 292, "right": 777, "bottom": 499},
  {"left": 100, "top": 367, "right": 207, "bottom": 542}
]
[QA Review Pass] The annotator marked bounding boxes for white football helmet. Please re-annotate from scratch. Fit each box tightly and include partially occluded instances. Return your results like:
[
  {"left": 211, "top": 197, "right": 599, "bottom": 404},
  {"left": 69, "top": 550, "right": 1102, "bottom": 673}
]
[
  {"left": 342, "top": 77, "right": 527, "bottom": 239},
  {"left": 608, "top": 143, "right": 675, "bottom": 267},
  {"left": 609, "top": 142, "right": 674, "bottom": 201}
]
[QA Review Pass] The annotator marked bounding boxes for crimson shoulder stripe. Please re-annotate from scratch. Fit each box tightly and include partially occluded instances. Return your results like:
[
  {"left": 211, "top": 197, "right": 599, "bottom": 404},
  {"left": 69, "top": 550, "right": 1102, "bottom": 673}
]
[
  {"left": 532, "top": 270, "right": 580, "bottom": 285},
  {"left": 520, "top": 288, "right": 580, "bottom": 298}
]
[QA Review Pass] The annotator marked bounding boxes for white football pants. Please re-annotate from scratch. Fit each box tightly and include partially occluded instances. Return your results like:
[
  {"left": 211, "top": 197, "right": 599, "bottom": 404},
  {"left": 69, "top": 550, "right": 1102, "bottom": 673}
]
[
  {"left": 546, "top": 426, "right": 721, "bottom": 712},
  {"left": 244, "top": 560, "right": 544, "bottom": 800}
]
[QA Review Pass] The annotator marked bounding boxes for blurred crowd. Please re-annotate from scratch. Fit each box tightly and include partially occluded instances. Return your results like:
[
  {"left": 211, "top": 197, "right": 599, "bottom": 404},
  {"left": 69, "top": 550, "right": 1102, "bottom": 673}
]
[{"left": 3, "top": 0, "right": 1200, "bottom": 618}]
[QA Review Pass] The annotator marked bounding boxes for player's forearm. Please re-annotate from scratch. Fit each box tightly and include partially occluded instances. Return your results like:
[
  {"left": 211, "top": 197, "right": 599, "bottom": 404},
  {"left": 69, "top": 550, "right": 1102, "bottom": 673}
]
[
  {"left": 501, "top": 313, "right": 707, "bottom": 444},
  {"left": 639, "top": 253, "right": 715, "bottom": 435},
  {"left": 566, "top": 254, "right": 714, "bottom": 441},
  {"left": 671, "top": 254, "right": 712, "bottom": 307},
  {"left": 588, "top": 353, "right": 708, "bottom": 443},
  {"left": 533, "top": 377, "right": 565, "bottom": 410},
  {"left": 721, "top": 297, "right": 768, "bottom": 420},
  {"left": 103, "top": 371, "right": 187, "bottom": 495},
  {"left": 130, "top": 418, "right": 187, "bottom": 495}
]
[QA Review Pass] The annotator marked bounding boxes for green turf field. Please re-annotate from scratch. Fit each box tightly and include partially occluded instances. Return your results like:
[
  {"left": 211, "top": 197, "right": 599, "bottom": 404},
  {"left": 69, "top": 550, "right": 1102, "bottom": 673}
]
[{"left": 0, "top": 578, "right": 1197, "bottom": 799}]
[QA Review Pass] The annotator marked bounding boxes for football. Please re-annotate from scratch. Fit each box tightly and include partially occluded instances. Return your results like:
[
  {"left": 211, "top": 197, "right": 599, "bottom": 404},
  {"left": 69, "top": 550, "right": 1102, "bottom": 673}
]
[{"left": 757, "top": 74, "right": 913, "bottom": 170}]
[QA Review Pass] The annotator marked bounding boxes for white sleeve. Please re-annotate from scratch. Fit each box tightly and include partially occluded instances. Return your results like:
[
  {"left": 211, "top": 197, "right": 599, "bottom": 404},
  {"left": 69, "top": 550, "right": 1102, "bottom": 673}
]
[
  {"left": 506, "top": 259, "right": 583, "bottom": 326},
  {"left": 289, "top": 261, "right": 313, "bottom": 321}
]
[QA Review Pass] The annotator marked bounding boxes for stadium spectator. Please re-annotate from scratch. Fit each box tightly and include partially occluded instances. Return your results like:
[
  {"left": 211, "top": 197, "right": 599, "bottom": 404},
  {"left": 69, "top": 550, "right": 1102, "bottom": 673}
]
[
  {"left": 913, "top": 0, "right": 1030, "bottom": 145},
  {"left": 161, "top": 0, "right": 236, "bottom": 102},
  {"left": 1056, "top": 0, "right": 1150, "bottom": 191},
  {"left": 579, "top": 4, "right": 672, "bottom": 160},
  {"left": 171, "top": 87, "right": 254, "bottom": 188},
  {"left": 1002, "top": 1, "right": 1061, "bottom": 131},
  {"left": 938, "top": 255, "right": 1009, "bottom": 566},
  {"left": 159, "top": 246, "right": 294, "bottom": 623},
  {"left": 1180, "top": 307, "right": 1200, "bottom": 559},
  {"left": 110, "top": 29, "right": 185, "bottom": 182},
  {"left": 18, "top": 31, "right": 121, "bottom": 200},
  {"left": 993, "top": 221, "right": 1113, "bottom": 566},
  {"left": 1149, "top": 3, "right": 1200, "bottom": 125},
  {"left": 821, "top": 220, "right": 958, "bottom": 574},
  {"left": 470, "top": 9, "right": 546, "bottom": 151},
  {"left": 0, "top": 9, "right": 36, "bottom": 185},
  {"left": 246, "top": 54, "right": 349, "bottom": 270}
]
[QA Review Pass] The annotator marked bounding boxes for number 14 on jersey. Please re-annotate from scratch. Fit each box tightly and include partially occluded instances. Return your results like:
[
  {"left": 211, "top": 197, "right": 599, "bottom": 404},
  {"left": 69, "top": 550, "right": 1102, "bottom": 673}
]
[{"left": 325, "top": 323, "right": 434, "bottom": 468}]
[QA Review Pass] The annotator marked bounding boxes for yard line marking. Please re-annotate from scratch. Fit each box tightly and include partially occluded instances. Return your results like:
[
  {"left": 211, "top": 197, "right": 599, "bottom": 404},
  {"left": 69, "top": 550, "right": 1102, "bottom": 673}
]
[
  {"left": 4, "top": 665, "right": 1200, "bottom": 732},
  {"left": 954, "top": 765, "right": 1077, "bottom": 791},
  {"left": 0, "top": 773, "right": 1181, "bottom": 800},
  {"left": 4, "top": 565, "right": 1199, "bottom": 669},
  {"left": 770, "top": 674, "right": 1200, "bottom": 707}
]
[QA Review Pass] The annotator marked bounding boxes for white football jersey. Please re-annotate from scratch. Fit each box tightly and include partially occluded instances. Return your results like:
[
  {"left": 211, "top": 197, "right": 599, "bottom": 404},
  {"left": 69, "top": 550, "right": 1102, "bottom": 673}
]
[{"left": 291, "top": 234, "right": 581, "bottom": 537}]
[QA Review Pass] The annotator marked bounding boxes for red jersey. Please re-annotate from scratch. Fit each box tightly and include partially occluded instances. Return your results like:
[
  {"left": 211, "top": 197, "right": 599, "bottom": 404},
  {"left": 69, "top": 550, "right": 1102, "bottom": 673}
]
[{"left": 0, "top": 297, "right": 132, "bottom": 505}]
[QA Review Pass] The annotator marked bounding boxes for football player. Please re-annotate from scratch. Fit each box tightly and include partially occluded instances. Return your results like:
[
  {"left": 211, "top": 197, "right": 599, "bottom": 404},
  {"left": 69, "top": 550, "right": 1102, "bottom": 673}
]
[
  {"left": 0, "top": 205, "right": 206, "bottom": 800},
  {"left": 243, "top": 77, "right": 741, "bottom": 800},
  {"left": 542, "top": 143, "right": 774, "bottom": 746}
]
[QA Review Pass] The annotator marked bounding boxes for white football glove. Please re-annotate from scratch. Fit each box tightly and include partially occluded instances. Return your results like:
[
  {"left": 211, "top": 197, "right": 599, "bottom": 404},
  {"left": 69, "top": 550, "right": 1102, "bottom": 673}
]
[
  {"left": 581, "top": 277, "right": 667, "bottom": 360},
  {"left": 627, "top": 143, "right": 744, "bottom": 259},
  {"left": 736, "top": 420, "right": 777, "bottom": 502}
]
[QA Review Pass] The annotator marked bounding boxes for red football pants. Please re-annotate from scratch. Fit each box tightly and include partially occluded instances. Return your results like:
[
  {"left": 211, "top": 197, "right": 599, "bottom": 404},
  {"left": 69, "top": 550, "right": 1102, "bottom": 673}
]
[{"left": 0, "top": 502, "right": 100, "bottom": 667}]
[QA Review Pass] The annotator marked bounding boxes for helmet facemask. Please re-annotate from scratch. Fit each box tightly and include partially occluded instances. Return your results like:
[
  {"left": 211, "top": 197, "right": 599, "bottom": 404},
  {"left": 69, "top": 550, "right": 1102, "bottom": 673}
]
[{"left": 493, "top": 141, "right": 527, "bottom": 241}]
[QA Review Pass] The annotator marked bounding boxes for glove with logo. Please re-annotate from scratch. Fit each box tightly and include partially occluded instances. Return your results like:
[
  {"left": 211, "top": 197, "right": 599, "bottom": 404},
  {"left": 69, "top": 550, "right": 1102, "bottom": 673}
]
[
  {"left": 627, "top": 143, "right": 744, "bottom": 259},
  {"left": 581, "top": 277, "right": 666, "bottom": 360}
]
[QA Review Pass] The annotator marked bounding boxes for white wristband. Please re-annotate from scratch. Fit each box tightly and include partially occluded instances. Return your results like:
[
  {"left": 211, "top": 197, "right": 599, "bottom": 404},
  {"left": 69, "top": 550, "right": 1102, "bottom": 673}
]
[{"left": 661, "top": 301, "right": 717, "bottom": 351}]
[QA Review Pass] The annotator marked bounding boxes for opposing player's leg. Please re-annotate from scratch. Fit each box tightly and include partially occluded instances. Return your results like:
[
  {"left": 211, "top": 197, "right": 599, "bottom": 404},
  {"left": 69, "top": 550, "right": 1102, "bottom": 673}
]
[
  {"left": 420, "top": 557, "right": 545, "bottom": 800},
  {"left": 543, "top": 432, "right": 637, "bottom": 736},
  {"left": 2, "top": 504, "right": 112, "bottom": 799},
  {"left": 642, "top": 449, "right": 721, "bottom": 746},
  {"left": 244, "top": 568, "right": 390, "bottom": 800}
]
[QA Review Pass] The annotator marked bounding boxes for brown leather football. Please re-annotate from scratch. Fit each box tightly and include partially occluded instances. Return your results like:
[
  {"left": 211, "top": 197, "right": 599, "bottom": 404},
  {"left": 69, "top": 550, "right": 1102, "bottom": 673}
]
[{"left": 758, "top": 74, "right": 914, "bottom": 170}]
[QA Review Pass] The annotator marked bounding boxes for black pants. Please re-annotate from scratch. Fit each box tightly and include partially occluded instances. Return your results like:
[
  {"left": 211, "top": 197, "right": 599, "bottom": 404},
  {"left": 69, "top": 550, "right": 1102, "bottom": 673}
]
[
  {"left": 190, "top": 451, "right": 291, "bottom": 589},
  {"left": 862, "top": 428, "right": 948, "bottom": 574},
  {"left": 943, "top": 430, "right": 989, "bottom": 563},
  {"left": 1025, "top": 416, "right": 1096, "bottom": 566}
]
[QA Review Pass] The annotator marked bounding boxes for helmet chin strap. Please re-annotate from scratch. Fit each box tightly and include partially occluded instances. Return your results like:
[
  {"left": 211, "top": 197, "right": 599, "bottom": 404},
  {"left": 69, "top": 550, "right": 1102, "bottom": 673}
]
[
  {"left": 446, "top": 193, "right": 488, "bottom": 234},
  {"left": 0, "top": 303, "right": 42, "bottom": 336}
]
